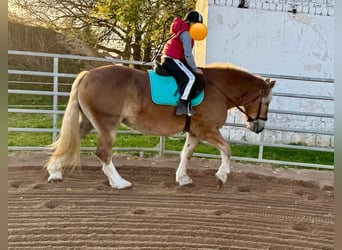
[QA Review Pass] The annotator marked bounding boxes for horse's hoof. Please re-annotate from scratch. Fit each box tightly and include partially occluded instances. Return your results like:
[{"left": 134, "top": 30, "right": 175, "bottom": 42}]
[
  {"left": 110, "top": 179, "right": 132, "bottom": 190},
  {"left": 215, "top": 173, "right": 228, "bottom": 185},
  {"left": 216, "top": 179, "right": 224, "bottom": 189},
  {"left": 47, "top": 172, "right": 63, "bottom": 183},
  {"left": 181, "top": 182, "right": 195, "bottom": 188},
  {"left": 176, "top": 175, "right": 193, "bottom": 187},
  {"left": 117, "top": 183, "right": 133, "bottom": 190},
  {"left": 48, "top": 178, "right": 62, "bottom": 184}
]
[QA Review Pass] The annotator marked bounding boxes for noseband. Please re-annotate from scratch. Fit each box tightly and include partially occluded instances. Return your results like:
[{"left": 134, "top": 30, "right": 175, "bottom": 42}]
[
  {"left": 207, "top": 79, "right": 269, "bottom": 122},
  {"left": 247, "top": 97, "right": 268, "bottom": 122}
]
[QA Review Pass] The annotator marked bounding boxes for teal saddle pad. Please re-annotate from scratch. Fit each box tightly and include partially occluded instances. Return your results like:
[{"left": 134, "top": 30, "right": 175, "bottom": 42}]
[{"left": 148, "top": 70, "right": 204, "bottom": 106}]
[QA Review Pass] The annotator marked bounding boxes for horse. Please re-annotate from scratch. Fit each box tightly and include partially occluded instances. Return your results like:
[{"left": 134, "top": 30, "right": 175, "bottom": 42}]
[{"left": 46, "top": 63, "right": 276, "bottom": 189}]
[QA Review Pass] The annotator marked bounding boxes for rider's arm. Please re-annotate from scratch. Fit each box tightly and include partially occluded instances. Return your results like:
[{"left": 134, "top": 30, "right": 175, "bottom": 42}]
[{"left": 180, "top": 31, "right": 198, "bottom": 72}]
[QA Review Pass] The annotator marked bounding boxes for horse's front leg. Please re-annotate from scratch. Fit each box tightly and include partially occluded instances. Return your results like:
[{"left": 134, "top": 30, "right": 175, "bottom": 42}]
[
  {"left": 205, "top": 130, "right": 231, "bottom": 186},
  {"left": 215, "top": 146, "right": 231, "bottom": 185},
  {"left": 176, "top": 133, "right": 199, "bottom": 186}
]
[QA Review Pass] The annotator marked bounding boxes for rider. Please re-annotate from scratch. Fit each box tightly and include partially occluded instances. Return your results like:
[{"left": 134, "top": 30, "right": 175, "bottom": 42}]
[{"left": 161, "top": 10, "right": 204, "bottom": 116}]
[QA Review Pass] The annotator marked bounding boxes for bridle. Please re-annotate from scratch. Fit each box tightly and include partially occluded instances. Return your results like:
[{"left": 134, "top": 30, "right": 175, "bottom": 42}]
[{"left": 207, "top": 79, "right": 269, "bottom": 122}]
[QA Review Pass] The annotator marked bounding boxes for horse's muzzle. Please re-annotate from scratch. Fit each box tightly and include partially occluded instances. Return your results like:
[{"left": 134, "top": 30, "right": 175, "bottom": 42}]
[{"left": 247, "top": 119, "right": 266, "bottom": 134}]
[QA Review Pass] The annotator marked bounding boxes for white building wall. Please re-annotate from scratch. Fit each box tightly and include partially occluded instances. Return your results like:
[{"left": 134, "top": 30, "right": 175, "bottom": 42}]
[{"left": 195, "top": 0, "right": 334, "bottom": 147}]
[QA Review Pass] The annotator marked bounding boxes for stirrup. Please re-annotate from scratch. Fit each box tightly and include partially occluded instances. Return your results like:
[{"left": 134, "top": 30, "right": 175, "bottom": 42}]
[
  {"left": 176, "top": 101, "right": 196, "bottom": 116},
  {"left": 188, "top": 105, "right": 196, "bottom": 116},
  {"left": 176, "top": 101, "right": 190, "bottom": 116}
]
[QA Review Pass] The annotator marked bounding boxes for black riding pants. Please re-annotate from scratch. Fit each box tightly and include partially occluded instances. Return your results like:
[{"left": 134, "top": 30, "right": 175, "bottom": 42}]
[{"left": 161, "top": 57, "right": 196, "bottom": 102}]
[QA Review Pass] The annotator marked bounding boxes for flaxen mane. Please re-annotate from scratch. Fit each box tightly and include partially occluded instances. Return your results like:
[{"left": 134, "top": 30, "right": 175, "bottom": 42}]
[{"left": 203, "top": 63, "right": 263, "bottom": 81}]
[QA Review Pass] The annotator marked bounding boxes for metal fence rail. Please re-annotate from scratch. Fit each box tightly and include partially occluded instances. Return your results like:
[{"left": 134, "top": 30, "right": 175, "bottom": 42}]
[{"left": 8, "top": 50, "right": 334, "bottom": 169}]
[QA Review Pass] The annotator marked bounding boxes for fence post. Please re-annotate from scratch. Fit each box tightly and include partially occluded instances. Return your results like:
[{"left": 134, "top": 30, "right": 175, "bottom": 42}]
[
  {"left": 159, "top": 136, "right": 165, "bottom": 156},
  {"left": 52, "top": 57, "right": 59, "bottom": 142},
  {"left": 258, "top": 130, "right": 265, "bottom": 160}
]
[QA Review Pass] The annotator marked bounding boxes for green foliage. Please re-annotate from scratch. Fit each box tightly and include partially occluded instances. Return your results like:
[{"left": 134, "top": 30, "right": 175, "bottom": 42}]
[{"left": 96, "top": 0, "right": 196, "bottom": 62}]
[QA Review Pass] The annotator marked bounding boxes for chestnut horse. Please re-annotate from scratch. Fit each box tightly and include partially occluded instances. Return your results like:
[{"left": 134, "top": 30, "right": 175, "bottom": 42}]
[{"left": 46, "top": 63, "right": 275, "bottom": 189}]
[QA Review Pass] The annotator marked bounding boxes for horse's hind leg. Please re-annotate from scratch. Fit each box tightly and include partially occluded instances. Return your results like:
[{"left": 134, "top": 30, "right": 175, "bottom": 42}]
[
  {"left": 95, "top": 127, "right": 132, "bottom": 189},
  {"left": 176, "top": 133, "right": 199, "bottom": 186},
  {"left": 47, "top": 112, "right": 93, "bottom": 183},
  {"left": 79, "top": 111, "right": 93, "bottom": 138}
]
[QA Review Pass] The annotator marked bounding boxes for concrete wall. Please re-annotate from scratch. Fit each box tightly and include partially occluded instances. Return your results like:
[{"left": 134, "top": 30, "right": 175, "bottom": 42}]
[{"left": 195, "top": 0, "right": 334, "bottom": 148}]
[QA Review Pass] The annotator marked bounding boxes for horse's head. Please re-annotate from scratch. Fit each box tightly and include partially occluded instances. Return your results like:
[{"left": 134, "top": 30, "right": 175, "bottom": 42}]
[
  {"left": 243, "top": 78, "right": 276, "bottom": 134},
  {"left": 202, "top": 64, "right": 276, "bottom": 134}
]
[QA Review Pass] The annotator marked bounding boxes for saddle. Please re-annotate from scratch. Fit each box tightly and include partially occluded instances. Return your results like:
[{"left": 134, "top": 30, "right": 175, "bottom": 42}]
[
  {"left": 152, "top": 62, "right": 206, "bottom": 101},
  {"left": 153, "top": 62, "right": 171, "bottom": 76},
  {"left": 148, "top": 69, "right": 204, "bottom": 107},
  {"left": 150, "top": 62, "right": 206, "bottom": 132}
]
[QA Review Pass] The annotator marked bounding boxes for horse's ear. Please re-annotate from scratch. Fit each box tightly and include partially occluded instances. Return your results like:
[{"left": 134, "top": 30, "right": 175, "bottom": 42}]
[
  {"left": 268, "top": 80, "right": 276, "bottom": 89},
  {"left": 265, "top": 78, "right": 275, "bottom": 88}
]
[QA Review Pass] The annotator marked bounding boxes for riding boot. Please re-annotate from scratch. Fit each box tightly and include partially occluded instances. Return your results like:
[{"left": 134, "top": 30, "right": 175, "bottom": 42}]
[{"left": 176, "top": 99, "right": 194, "bottom": 116}]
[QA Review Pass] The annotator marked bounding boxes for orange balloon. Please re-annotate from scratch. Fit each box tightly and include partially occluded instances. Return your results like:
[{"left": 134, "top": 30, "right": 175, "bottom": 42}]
[{"left": 189, "top": 23, "right": 208, "bottom": 41}]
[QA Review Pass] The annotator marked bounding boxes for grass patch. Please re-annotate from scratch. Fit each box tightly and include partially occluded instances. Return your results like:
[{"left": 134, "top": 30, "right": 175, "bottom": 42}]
[
  {"left": 8, "top": 132, "right": 52, "bottom": 147},
  {"left": 80, "top": 133, "right": 160, "bottom": 148},
  {"left": 9, "top": 113, "right": 53, "bottom": 128},
  {"left": 263, "top": 146, "right": 333, "bottom": 165}
]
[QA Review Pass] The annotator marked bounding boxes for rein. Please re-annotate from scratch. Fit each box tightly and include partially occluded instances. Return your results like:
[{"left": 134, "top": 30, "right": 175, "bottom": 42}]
[{"left": 206, "top": 78, "right": 268, "bottom": 122}]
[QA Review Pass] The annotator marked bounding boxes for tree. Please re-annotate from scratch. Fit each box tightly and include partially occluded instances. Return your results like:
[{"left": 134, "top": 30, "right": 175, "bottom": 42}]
[{"left": 10, "top": 0, "right": 196, "bottom": 65}]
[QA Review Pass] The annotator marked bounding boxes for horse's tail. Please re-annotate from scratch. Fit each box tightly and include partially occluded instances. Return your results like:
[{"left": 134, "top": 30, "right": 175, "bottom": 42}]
[{"left": 46, "top": 71, "right": 88, "bottom": 169}]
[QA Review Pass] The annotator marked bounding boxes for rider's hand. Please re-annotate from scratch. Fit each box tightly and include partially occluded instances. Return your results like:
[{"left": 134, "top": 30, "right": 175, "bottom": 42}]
[{"left": 196, "top": 68, "right": 203, "bottom": 74}]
